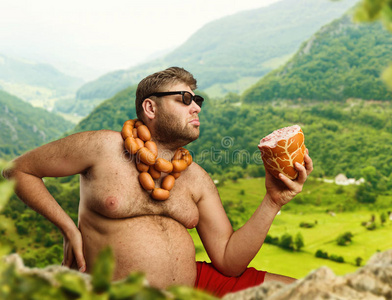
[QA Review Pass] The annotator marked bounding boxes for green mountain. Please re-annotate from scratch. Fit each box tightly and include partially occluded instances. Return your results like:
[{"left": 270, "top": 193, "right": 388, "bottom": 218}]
[
  {"left": 70, "top": 0, "right": 359, "bottom": 116},
  {"left": 242, "top": 12, "right": 392, "bottom": 102},
  {"left": 0, "top": 53, "right": 84, "bottom": 110},
  {"left": 0, "top": 90, "right": 74, "bottom": 159},
  {"left": 71, "top": 85, "right": 138, "bottom": 134}
]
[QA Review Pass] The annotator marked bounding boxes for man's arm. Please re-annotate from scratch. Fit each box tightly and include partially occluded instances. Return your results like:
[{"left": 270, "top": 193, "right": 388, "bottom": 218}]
[
  {"left": 2, "top": 130, "right": 112, "bottom": 271},
  {"left": 196, "top": 151, "right": 313, "bottom": 277}
]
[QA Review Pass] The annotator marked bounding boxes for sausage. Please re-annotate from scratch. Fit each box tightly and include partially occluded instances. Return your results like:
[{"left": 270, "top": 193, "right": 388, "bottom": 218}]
[
  {"left": 155, "top": 158, "right": 173, "bottom": 173},
  {"left": 135, "top": 138, "right": 144, "bottom": 149},
  {"left": 183, "top": 153, "right": 193, "bottom": 166},
  {"left": 171, "top": 172, "right": 181, "bottom": 179},
  {"left": 145, "top": 141, "right": 158, "bottom": 156},
  {"left": 136, "top": 161, "right": 150, "bottom": 172},
  {"left": 134, "top": 120, "right": 144, "bottom": 128},
  {"left": 124, "top": 137, "right": 140, "bottom": 155},
  {"left": 149, "top": 164, "right": 161, "bottom": 179},
  {"left": 121, "top": 121, "right": 134, "bottom": 140},
  {"left": 132, "top": 128, "right": 138, "bottom": 139},
  {"left": 138, "top": 172, "right": 155, "bottom": 190},
  {"left": 161, "top": 175, "right": 175, "bottom": 191},
  {"left": 151, "top": 188, "right": 170, "bottom": 201},
  {"left": 121, "top": 119, "right": 194, "bottom": 201},
  {"left": 137, "top": 125, "right": 151, "bottom": 141},
  {"left": 137, "top": 147, "right": 157, "bottom": 165},
  {"left": 172, "top": 159, "right": 188, "bottom": 173},
  {"left": 172, "top": 148, "right": 184, "bottom": 160}
]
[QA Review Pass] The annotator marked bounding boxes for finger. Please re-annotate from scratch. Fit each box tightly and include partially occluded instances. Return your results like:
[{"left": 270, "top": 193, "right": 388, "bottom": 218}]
[
  {"left": 62, "top": 241, "right": 69, "bottom": 267},
  {"left": 278, "top": 173, "right": 298, "bottom": 191},
  {"left": 304, "top": 153, "right": 313, "bottom": 175},
  {"left": 65, "top": 245, "right": 74, "bottom": 268},
  {"left": 295, "top": 162, "right": 308, "bottom": 184},
  {"left": 74, "top": 249, "right": 86, "bottom": 272}
]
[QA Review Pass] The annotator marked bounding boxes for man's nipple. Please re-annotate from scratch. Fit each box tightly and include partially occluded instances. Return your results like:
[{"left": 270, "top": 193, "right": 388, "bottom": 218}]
[{"left": 105, "top": 196, "right": 119, "bottom": 211}]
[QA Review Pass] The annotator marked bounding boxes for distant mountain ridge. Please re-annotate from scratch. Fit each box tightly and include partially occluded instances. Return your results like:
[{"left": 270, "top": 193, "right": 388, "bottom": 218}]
[
  {"left": 71, "top": 0, "right": 359, "bottom": 116},
  {"left": 0, "top": 90, "right": 74, "bottom": 159},
  {"left": 0, "top": 53, "right": 84, "bottom": 110},
  {"left": 242, "top": 11, "right": 392, "bottom": 102}
]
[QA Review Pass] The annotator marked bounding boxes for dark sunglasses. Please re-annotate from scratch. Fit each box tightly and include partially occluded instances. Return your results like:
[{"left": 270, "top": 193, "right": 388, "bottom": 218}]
[{"left": 143, "top": 91, "right": 204, "bottom": 108}]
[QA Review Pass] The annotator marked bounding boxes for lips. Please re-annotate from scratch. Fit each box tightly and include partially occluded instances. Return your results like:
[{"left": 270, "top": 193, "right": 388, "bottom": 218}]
[{"left": 189, "top": 119, "right": 200, "bottom": 126}]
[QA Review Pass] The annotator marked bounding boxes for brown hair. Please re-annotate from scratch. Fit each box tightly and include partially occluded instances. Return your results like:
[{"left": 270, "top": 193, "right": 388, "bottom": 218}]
[{"left": 135, "top": 67, "right": 197, "bottom": 120}]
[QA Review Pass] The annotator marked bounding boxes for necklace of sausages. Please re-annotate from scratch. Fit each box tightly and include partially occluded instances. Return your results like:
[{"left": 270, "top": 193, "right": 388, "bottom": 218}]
[{"left": 121, "top": 119, "right": 192, "bottom": 201}]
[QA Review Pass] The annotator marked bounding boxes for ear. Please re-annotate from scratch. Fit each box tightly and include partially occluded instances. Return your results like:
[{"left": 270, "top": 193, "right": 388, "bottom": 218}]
[{"left": 142, "top": 98, "right": 157, "bottom": 120}]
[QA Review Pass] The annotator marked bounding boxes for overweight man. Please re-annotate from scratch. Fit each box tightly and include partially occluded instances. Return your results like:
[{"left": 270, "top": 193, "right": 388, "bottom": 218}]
[{"left": 3, "top": 67, "right": 313, "bottom": 297}]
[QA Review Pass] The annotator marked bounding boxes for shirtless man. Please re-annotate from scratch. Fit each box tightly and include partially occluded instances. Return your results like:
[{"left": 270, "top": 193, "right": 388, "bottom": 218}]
[{"left": 3, "top": 67, "right": 313, "bottom": 297}]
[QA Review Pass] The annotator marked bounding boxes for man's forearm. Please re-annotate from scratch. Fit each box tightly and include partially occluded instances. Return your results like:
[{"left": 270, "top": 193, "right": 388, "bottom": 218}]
[
  {"left": 221, "top": 194, "right": 281, "bottom": 276},
  {"left": 10, "top": 171, "right": 78, "bottom": 237}
]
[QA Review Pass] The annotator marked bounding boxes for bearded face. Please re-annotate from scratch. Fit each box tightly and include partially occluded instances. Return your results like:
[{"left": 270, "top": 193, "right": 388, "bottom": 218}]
[{"left": 153, "top": 103, "right": 200, "bottom": 147}]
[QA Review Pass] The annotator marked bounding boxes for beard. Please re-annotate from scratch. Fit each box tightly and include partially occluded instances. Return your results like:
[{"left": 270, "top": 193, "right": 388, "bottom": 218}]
[{"left": 154, "top": 106, "right": 199, "bottom": 147}]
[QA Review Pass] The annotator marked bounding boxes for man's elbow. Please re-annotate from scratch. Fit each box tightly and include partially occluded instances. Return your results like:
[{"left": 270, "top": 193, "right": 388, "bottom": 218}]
[
  {"left": 216, "top": 262, "right": 247, "bottom": 278},
  {"left": 2, "top": 163, "right": 17, "bottom": 180}
]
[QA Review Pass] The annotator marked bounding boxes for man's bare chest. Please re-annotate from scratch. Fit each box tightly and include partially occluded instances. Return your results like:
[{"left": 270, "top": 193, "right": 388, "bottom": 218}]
[{"left": 79, "top": 156, "right": 200, "bottom": 229}]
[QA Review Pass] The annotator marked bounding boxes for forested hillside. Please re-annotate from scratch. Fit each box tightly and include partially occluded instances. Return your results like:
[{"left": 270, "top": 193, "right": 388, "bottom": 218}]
[
  {"left": 70, "top": 0, "right": 358, "bottom": 116},
  {"left": 0, "top": 90, "right": 74, "bottom": 159},
  {"left": 0, "top": 53, "right": 83, "bottom": 109},
  {"left": 243, "top": 13, "right": 392, "bottom": 102}
]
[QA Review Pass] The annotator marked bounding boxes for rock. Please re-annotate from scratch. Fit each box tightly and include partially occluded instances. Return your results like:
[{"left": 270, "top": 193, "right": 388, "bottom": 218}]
[
  {"left": 3, "top": 250, "right": 392, "bottom": 299},
  {"left": 223, "top": 249, "right": 392, "bottom": 300}
]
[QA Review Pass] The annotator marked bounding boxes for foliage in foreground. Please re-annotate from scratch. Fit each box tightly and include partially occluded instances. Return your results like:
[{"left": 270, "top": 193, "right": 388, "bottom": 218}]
[{"left": 0, "top": 248, "right": 216, "bottom": 300}]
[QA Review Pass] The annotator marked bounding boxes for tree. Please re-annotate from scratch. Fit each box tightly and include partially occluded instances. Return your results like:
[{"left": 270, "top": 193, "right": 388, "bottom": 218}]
[
  {"left": 355, "top": 184, "right": 377, "bottom": 203},
  {"left": 315, "top": 249, "right": 328, "bottom": 259},
  {"left": 294, "top": 232, "right": 305, "bottom": 251},
  {"left": 280, "top": 233, "right": 294, "bottom": 251},
  {"left": 355, "top": 256, "right": 363, "bottom": 267},
  {"left": 336, "top": 231, "right": 353, "bottom": 246}
]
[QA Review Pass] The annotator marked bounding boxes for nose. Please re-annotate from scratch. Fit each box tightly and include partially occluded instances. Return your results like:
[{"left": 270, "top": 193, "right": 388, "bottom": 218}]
[{"left": 190, "top": 100, "right": 201, "bottom": 114}]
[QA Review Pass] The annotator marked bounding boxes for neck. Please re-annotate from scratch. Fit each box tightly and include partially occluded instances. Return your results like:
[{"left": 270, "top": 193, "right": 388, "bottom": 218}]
[{"left": 152, "top": 139, "right": 183, "bottom": 161}]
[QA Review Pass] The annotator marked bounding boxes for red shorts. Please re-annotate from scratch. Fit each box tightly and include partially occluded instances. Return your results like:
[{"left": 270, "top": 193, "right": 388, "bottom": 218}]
[{"left": 194, "top": 261, "right": 266, "bottom": 298}]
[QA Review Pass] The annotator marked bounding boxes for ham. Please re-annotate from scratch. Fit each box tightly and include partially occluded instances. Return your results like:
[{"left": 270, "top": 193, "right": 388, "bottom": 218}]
[{"left": 258, "top": 125, "right": 306, "bottom": 179}]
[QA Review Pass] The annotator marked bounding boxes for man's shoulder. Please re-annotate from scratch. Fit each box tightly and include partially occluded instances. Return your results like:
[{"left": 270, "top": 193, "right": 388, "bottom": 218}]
[
  {"left": 71, "top": 129, "right": 122, "bottom": 143},
  {"left": 187, "top": 162, "right": 216, "bottom": 188},
  {"left": 67, "top": 129, "right": 123, "bottom": 154}
]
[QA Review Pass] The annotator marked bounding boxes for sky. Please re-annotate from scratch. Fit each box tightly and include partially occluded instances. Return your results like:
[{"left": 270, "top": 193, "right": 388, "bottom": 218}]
[{"left": 0, "top": 0, "right": 281, "bottom": 78}]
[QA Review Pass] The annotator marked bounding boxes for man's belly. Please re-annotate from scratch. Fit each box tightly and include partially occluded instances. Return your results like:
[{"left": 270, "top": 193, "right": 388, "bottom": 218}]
[{"left": 79, "top": 214, "right": 197, "bottom": 289}]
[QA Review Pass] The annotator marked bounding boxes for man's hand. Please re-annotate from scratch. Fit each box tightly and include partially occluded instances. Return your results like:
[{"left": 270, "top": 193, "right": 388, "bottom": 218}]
[
  {"left": 62, "top": 229, "right": 86, "bottom": 272},
  {"left": 265, "top": 149, "right": 313, "bottom": 209}
]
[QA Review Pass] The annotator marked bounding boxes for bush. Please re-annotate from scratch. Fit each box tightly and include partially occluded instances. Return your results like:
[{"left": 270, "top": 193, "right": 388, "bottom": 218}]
[
  {"left": 265, "top": 234, "right": 280, "bottom": 245},
  {"left": 294, "top": 233, "right": 305, "bottom": 251},
  {"left": 329, "top": 254, "right": 345, "bottom": 263},
  {"left": 44, "top": 234, "right": 56, "bottom": 247},
  {"left": 299, "top": 221, "right": 315, "bottom": 228},
  {"left": 355, "top": 184, "right": 377, "bottom": 203},
  {"left": 279, "top": 233, "right": 294, "bottom": 251},
  {"left": 366, "top": 222, "right": 377, "bottom": 231},
  {"left": 15, "top": 221, "right": 29, "bottom": 235},
  {"left": 315, "top": 249, "right": 329, "bottom": 259},
  {"left": 355, "top": 256, "right": 363, "bottom": 266},
  {"left": 336, "top": 232, "right": 353, "bottom": 246}
]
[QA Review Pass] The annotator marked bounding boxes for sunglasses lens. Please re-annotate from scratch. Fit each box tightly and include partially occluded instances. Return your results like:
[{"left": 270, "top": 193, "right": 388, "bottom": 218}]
[
  {"left": 183, "top": 92, "right": 192, "bottom": 105},
  {"left": 194, "top": 96, "right": 204, "bottom": 107}
]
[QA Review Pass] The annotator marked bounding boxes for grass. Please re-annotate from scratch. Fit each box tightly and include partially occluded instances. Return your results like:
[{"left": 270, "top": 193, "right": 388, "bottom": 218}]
[{"left": 189, "top": 177, "right": 392, "bottom": 279}]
